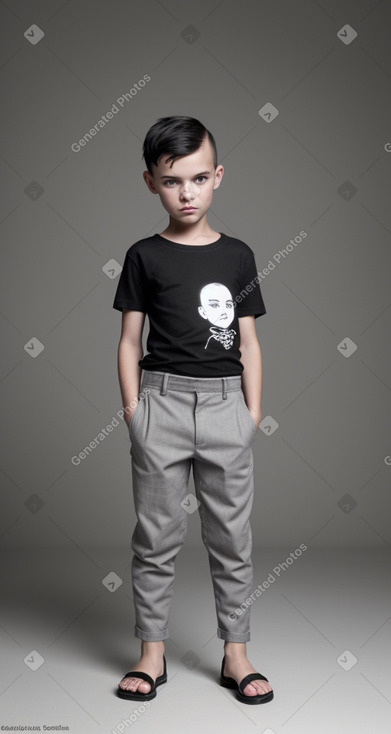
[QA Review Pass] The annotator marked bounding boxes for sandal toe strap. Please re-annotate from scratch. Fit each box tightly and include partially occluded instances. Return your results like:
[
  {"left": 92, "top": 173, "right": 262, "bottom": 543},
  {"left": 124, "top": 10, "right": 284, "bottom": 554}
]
[
  {"left": 121, "top": 671, "right": 155, "bottom": 688},
  {"left": 239, "top": 672, "right": 268, "bottom": 693}
]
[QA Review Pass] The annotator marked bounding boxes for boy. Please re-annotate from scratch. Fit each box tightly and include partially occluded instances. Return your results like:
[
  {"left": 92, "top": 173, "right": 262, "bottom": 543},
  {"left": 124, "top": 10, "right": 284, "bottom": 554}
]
[{"left": 113, "top": 116, "right": 273, "bottom": 705}]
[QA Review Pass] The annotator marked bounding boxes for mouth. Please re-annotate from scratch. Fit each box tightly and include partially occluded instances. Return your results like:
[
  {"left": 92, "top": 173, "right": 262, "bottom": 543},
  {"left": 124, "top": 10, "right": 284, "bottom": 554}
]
[{"left": 180, "top": 207, "right": 197, "bottom": 211}]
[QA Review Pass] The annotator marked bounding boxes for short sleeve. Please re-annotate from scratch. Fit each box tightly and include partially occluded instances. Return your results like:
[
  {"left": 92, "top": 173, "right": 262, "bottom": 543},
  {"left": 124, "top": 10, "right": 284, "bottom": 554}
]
[
  {"left": 236, "top": 248, "right": 266, "bottom": 319},
  {"left": 112, "top": 251, "right": 149, "bottom": 312}
]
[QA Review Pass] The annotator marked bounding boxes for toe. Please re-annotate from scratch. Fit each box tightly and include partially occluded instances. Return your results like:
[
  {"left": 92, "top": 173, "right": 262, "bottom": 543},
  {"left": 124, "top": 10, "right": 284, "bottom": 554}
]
[
  {"left": 243, "top": 680, "right": 272, "bottom": 697},
  {"left": 120, "top": 676, "right": 151, "bottom": 693},
  {"left": 138, "top": 680, "right": 151, "bottom": 693},
  {"left": 243, "top": 682, "right": 258, "bottom": 696}
]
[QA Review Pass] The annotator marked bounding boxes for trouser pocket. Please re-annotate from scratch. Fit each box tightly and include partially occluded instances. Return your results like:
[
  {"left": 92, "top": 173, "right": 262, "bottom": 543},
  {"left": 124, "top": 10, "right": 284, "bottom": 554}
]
[
  {"left": 237, "top": 392, "right": 258, "bottom": 444},
  {"left": 128, "top": 392, "right": 146, "bottom": 440}
]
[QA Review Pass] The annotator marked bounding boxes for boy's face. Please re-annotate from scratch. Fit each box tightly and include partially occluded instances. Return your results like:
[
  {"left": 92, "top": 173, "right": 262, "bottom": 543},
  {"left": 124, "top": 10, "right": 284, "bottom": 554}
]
[{"left": 143, "top": 135, "right": 224, "bottom": 226}]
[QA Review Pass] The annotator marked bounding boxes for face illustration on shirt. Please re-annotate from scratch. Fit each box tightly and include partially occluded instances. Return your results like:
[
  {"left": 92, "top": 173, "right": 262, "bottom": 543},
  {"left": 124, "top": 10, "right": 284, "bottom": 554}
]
[
  {"left": 198, "top": 283, "right": 236, "bottom": 350},
  {"left": 198, "top": 283, "right": 235, "bottom": 327}
]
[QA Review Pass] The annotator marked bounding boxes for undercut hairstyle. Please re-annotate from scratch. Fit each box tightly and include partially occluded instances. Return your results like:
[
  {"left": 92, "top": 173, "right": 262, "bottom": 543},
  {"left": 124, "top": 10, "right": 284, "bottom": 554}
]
[{"left": 142, "top": 115, "right": 218, "bottom": 174}]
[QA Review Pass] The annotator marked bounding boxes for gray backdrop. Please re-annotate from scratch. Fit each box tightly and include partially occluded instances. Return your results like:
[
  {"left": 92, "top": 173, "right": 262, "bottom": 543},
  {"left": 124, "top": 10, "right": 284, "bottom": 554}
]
[{"left": 1, "top": 0, "right": 390, "bottom": 553}]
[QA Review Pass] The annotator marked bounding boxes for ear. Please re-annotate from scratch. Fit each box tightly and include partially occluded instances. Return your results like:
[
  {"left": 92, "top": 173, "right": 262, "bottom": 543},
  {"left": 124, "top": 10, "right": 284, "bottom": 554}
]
[
  {"left": 213, "top": 164, "right": 224, "bottom": 190},
  {"left": 143, "top": 170, "right": 159, "bottom": 194},
  {"left": 198, "top": 306, "right": 208, "bottom": 319}
]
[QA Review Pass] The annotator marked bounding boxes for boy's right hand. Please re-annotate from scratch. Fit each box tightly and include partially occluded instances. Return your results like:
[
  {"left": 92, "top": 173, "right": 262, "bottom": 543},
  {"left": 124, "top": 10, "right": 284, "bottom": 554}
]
[{"left": 125, "top": 402, "right": 139, "bottom": 428}]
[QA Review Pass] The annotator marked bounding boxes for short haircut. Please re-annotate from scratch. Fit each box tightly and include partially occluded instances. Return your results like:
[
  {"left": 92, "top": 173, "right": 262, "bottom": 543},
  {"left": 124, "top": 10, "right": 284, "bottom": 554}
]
[{"left": 142, "top": 115, "right": 218, "bottom": 174}]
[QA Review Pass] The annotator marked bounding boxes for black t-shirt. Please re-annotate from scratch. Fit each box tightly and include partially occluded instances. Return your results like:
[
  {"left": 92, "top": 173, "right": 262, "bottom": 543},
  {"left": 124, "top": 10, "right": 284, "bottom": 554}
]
[{"left": 112, "top": 232, "right": 266, "bottom": 377}]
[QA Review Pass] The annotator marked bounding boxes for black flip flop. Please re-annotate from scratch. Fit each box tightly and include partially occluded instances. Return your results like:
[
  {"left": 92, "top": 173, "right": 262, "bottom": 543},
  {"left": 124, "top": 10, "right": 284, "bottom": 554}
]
[
  {"left": 117, "top": 655, "right": 167, "bottom": 700},
  {"left": 219, "top": 655, "right": 274, "bottom": 705}
]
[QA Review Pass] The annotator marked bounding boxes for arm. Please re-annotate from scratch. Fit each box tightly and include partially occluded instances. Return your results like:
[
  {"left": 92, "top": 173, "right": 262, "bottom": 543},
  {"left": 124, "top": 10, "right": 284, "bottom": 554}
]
[
  {"left": 238, "top": 315, "right": 263, "bottom": 427},
  {"left": 117, "top": 310, "right": 146, "bottom": 427}
]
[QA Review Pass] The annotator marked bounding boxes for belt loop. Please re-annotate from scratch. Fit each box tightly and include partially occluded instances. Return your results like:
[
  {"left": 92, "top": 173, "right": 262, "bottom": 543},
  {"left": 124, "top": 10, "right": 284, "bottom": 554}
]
[
  {"left": 222, "top": 377, "right": 228, "bottom": 400},
  {"left": 160, "top": 372, "right": 169, "bottom": 396}
]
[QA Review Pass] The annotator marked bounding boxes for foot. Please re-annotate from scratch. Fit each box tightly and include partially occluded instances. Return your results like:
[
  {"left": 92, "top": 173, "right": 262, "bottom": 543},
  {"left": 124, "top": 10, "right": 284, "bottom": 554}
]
[
  {"left": 223, "top": 650, "right": 273, "bottom": 698},
  {"left": 119, "top": 642, "right": 165, "bottom": 695}
]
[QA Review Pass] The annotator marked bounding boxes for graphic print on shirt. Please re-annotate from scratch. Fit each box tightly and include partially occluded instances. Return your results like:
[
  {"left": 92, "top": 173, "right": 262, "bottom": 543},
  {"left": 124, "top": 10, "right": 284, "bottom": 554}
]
[{"left": 198, "top": 282, "right": 237, "bottom": 350}]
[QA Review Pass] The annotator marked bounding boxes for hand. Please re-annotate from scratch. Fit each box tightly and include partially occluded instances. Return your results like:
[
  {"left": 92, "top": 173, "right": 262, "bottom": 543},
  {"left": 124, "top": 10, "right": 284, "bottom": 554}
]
[
  {"left": 248, "top": 409, "right": 261, "bottom": 429},
  {"left": 125, "top": 404, "right": 138, "bottom": 428}
]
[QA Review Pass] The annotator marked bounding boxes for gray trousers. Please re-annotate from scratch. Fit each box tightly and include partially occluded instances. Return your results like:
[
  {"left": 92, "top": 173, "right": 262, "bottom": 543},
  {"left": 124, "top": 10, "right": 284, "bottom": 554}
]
[{"left": 127, "top": 370, "right": 258, "bottom": 643}]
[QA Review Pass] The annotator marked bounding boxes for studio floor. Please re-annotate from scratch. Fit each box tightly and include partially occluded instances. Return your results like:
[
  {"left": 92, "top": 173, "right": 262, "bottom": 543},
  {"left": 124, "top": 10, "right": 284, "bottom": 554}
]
[{"left": 1, "top": 546, "right": 390, "bottom": 734}]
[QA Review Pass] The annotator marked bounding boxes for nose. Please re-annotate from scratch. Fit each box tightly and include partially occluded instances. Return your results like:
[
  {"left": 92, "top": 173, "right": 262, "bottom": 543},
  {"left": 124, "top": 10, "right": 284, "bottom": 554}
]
[
  {"left": 180, "top": 190, "right": 193, "bottom": 201},
  {"left": 179, "top": 180, "right": 201, "bottom": 199}
]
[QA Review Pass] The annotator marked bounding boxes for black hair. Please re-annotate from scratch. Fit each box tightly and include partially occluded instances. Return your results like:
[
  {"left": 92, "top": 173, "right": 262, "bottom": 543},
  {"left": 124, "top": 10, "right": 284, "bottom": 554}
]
[{"left": 142, "top": 115, "right": 218, "bottom": 175}]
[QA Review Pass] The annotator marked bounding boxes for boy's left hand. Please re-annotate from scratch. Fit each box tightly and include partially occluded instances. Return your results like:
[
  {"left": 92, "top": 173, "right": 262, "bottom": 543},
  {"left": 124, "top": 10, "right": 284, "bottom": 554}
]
[{"left": 249, "top": 409, "right": 261, "bottom": 430}]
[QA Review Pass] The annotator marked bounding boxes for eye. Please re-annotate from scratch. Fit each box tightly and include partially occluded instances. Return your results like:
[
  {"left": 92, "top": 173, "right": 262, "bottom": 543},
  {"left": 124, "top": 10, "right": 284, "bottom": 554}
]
[
  {"left": 196, "top": 176, "right": 207, "bottom": 183},
  {"left": 163, "top": 180, "right": 176, "bottom": 187}
]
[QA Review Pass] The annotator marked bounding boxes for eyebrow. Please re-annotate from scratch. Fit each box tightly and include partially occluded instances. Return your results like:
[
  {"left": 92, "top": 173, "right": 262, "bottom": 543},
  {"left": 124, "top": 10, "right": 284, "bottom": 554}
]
[{"left": 160, "top": 170, "right": 211, "bottom": 180}]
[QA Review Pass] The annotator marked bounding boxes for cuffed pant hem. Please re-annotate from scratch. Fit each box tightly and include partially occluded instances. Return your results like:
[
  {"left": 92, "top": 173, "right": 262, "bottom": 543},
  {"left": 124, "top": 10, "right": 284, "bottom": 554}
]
[
  {"left": 135, "top": 625, "right": 169, "bottom": 641},
  {"left": 217, "top": 627, "right": 251, "bottom": 642}
]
